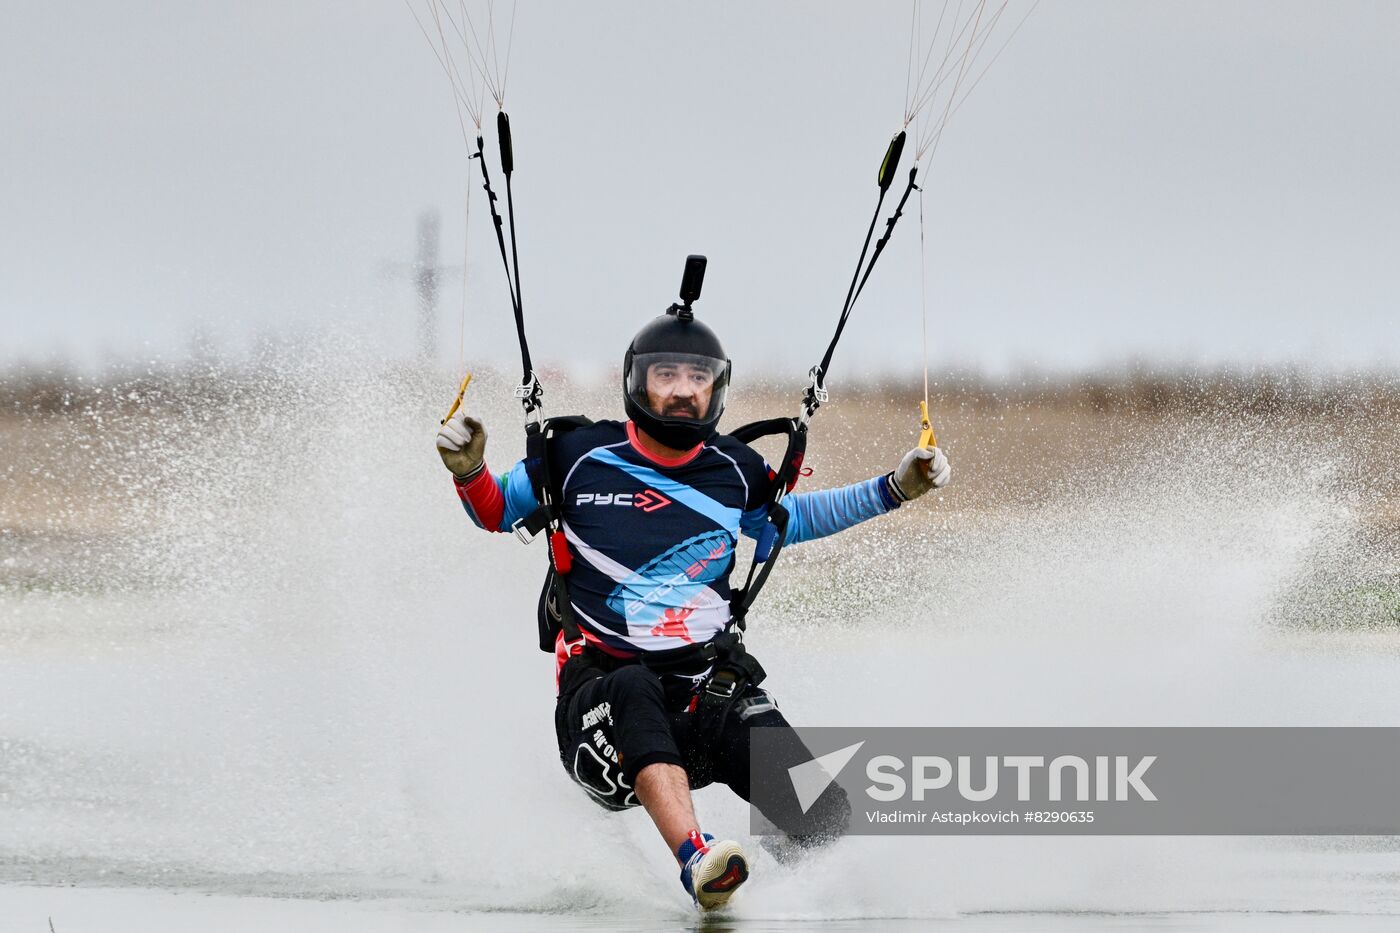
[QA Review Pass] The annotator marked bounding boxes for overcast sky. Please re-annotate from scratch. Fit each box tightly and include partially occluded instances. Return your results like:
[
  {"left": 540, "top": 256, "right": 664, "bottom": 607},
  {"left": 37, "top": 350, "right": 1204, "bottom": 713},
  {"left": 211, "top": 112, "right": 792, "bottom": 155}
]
[{"left": 2, "top": 1, "right": 1396, "bottom": 377}]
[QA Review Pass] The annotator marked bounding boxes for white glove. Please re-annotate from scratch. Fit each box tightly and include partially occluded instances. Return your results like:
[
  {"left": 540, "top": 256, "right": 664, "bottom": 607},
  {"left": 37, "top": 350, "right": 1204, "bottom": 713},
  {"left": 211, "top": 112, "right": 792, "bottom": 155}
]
[
  {"left": 436, "top": 409, "right": 488, "bottom": 479},
  {"left": 888, "top": 446, "right": 950, "bottom": 502}
]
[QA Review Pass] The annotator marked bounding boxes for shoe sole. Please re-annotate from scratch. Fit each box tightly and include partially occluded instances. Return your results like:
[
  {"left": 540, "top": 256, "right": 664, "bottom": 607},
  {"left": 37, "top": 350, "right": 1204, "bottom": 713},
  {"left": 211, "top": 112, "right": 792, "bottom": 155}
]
[{"left": 694, "top": 840, "right": 748, "bottom": 911}]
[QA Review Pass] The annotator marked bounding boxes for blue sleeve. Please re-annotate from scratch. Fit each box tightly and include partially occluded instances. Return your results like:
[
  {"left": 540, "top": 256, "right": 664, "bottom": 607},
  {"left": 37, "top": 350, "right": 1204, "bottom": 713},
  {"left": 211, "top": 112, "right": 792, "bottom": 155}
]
[
  {"left": 498, "top": 460, "right": 541, "bottom": 530},
  {"left": 783, "top": 475, "right": 900, "bottom": 544}
]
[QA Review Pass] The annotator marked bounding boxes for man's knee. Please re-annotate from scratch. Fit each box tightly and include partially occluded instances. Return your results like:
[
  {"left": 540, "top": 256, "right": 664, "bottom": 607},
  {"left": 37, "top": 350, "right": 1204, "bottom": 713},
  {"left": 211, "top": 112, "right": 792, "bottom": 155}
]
[
  {"left": 743, "top": 721, "right": 853, "bottom": 845},
  {"left": 761, "top": 799, "right": 849, "bottom": 864},
  {"left": 755, "top": 782, "right": 850, "bottom": 864},
  {"left": 792, "top": 781, "right": 851, "bottom": 846},
  {"left": 603, "top": 663, "right": 666, "bottom": 709}
]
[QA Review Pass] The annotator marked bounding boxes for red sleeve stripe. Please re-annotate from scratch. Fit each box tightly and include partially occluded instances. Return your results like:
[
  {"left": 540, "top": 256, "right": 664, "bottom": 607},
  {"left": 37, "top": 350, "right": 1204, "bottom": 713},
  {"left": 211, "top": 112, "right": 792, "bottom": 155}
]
[{"left": 455, "top": 465, "right": 506, "bottom": 532}]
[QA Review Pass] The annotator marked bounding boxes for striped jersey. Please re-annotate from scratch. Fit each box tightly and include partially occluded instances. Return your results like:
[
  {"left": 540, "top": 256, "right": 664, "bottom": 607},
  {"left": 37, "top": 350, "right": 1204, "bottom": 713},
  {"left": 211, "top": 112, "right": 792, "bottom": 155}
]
[{"left": 454, "top": 419, "right": 899, "bottom": 675}]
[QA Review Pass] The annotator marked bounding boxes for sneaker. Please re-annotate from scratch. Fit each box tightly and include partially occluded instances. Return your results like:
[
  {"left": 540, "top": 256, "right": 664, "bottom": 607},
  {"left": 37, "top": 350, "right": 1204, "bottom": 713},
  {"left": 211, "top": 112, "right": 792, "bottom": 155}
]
[{"left": 677, "top": 830, "right": 749, "bottom": 911}]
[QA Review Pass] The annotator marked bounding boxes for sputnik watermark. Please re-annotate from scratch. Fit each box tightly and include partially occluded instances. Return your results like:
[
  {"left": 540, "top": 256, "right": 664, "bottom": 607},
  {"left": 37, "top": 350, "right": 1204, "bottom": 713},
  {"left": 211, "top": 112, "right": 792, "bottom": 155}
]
[
  {"left": 750, "top": 727, "right": 1400, "bottom": 836},
  {"left": 865, "top": 754, "right": 1156, "bottom": 803}
]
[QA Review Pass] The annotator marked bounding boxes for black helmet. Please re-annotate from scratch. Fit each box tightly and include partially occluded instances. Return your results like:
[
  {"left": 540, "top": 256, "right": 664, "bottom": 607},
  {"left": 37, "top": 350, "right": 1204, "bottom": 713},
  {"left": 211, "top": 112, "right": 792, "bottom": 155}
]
[{"left": 623, "top": 309, "right": 731, "bottom": 450}]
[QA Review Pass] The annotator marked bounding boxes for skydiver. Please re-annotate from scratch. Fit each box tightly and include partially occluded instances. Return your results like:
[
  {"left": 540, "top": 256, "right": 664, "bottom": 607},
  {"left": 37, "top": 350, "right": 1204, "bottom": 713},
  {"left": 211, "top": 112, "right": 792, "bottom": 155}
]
[{"left": 436, "top": 306, "right": 950, "bottom": 910}]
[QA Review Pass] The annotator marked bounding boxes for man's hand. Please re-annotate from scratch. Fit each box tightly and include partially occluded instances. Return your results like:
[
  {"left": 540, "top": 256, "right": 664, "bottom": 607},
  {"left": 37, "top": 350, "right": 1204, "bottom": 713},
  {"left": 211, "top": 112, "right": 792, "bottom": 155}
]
[
  {"left": 436, "top": 409, "right": 488, "bottom": 479},
  {"left": 888, "top": 446, "right": 951, "bottom": 503}
]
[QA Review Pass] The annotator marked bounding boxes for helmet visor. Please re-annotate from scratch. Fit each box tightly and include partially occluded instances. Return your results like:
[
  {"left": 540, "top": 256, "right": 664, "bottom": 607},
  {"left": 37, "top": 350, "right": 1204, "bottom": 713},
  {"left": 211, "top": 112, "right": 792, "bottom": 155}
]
[{"left": 627, "top": 352, "right": 729, "bottom": 423}]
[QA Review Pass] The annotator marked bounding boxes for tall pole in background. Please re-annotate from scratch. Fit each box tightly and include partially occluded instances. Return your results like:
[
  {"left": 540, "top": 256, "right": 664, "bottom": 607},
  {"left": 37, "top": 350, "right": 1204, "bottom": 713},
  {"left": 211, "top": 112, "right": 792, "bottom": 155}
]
[{"left": 414, "top": 211, "right": 441, "bottom": 361}]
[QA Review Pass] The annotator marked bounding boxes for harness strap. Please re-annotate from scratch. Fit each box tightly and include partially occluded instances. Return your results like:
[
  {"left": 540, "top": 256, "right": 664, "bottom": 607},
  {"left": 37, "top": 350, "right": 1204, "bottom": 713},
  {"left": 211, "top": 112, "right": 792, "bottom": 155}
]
[
  {"left": 523, "top": 416, "right": 594, "bottom": 650},
  {"left": 572, "top": 633, "right": 766, "bottom": 747},
  {"left": 691, "top": 631, "right": 768, "bottom": 745},
  {"left": 730, "top": 502, "right": 789, "bottom": 631},
  {"left": 725, "top": 418, "right": 808, "bottom": 629}
]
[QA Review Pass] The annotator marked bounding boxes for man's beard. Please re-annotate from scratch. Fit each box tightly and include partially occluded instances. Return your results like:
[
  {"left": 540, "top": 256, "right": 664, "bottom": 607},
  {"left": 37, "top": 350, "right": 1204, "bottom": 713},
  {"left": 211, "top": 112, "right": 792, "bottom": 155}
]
[{"left": 664, "top": 402, "right": 700, "bottom": 418}]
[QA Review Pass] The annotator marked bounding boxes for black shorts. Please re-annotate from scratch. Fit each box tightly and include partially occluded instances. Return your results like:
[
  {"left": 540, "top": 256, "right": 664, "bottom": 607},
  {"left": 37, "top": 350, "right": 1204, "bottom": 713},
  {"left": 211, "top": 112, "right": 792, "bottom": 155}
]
[{"left": 554, "top": 654, "right": 849, "bottom": 845}]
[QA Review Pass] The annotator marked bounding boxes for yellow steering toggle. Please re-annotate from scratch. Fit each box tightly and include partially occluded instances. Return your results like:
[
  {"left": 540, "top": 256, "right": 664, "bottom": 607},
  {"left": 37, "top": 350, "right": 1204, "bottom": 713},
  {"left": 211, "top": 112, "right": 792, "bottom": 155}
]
[
  {"left": 441, "top": 372, "right": 474, "bottom": 426},
  {"left": 918, "top": 399, "right": 937, "bottom": 450}
]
